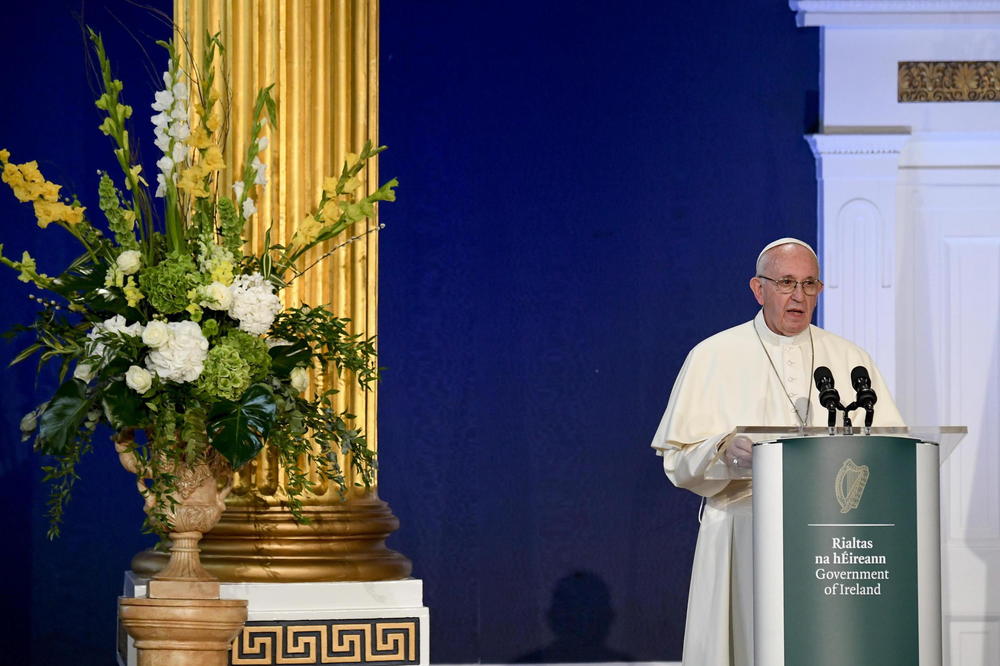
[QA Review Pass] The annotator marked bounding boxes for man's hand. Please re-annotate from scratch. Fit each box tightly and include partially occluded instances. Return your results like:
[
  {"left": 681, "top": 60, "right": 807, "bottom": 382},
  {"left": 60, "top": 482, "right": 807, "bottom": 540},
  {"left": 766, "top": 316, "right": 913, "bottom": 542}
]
[{"left": 726, "top": 435, "right": 753, "bottom": 469}]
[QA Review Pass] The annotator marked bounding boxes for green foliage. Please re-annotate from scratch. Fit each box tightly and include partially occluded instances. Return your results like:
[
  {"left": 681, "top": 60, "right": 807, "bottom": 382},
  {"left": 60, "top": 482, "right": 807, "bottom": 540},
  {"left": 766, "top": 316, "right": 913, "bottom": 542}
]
[
  {"left": 101, "top": 379, "right": 147, "bottom": 430},
  {"left": 269, "top": 306, "right": 378, "bottom": 387},
  {"left": 207, "top": 383, "right": 277, "bottom": 468},
  {"left": 36, "top": 379, "right": 95, "bottom": 456},
  {"left": 268, "top": 340, "right": 312, "bottom": 377}
]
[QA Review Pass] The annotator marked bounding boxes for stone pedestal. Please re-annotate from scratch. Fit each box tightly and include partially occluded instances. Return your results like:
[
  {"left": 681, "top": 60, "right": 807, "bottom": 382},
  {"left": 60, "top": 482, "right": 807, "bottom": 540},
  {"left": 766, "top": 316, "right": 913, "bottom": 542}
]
[
  {"left": 119, "top": 597, "right": 248, "bottom": 666},
  {"left": 118, "top": 572, "right": 429, "bottom": 666}
]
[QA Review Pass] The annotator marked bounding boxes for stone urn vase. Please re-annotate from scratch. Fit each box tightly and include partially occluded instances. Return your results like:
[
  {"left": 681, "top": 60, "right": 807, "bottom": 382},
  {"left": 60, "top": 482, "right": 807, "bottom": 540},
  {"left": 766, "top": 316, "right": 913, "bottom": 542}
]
[{"left": 115, "top": 435, "right": 248, "bottom": 666}]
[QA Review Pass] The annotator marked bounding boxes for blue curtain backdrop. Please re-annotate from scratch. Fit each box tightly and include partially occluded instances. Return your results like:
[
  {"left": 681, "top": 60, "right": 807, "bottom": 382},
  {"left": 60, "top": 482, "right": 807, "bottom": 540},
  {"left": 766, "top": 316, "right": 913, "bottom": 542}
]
[{"left": 0, "top": 1, "right": 817, "bottom": 663}]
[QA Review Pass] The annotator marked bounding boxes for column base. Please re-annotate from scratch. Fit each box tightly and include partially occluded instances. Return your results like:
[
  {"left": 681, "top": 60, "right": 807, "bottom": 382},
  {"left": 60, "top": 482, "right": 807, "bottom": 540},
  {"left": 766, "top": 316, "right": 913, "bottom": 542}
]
[
  {"left": 117, "top": 572, "right": 429, "bottom": 666},
  {"left": 132, "top": 496, "right": 413, "bottom": 583}
]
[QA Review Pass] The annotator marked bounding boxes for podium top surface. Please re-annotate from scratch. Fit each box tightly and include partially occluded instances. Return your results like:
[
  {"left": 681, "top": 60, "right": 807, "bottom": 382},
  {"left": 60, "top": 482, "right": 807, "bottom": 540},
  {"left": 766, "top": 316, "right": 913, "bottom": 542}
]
[
  {"left": 739, "top": 425, "right": 966, "bottom": 461},
  {"left": 734, "top": 426, "right": 969, "bottom": 440},
  {"left": 703, "top": 426, "right": 969, "bottom": 480}
]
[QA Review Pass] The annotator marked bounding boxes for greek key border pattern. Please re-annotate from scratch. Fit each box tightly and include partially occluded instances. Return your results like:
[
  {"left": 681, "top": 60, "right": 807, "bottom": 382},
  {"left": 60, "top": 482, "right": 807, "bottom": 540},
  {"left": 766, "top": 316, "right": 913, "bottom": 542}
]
[
  {"left": 898, "top": 61, "right": 1000, "bottom": 102},
  {"left": 230, "top": 618, "right": 420, "bottom": 665}
]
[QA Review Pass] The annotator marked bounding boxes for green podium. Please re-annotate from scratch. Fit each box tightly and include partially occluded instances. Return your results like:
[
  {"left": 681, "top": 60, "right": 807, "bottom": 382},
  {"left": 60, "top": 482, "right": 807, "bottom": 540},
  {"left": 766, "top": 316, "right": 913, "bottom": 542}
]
[{"left": 748, "top": 427, "right": 965, "bottom": 666}]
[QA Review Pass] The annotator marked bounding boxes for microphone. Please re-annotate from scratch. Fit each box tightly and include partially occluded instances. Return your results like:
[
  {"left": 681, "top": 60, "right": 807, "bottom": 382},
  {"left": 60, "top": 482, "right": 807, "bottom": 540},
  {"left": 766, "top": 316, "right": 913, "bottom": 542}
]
[
  {"left": 814, "top": 366, "right": 843, "bottom": 431},
  {"left": 813, "top": 366, "right": 842, "bottom": 410},
  {"left": 850, "top": 366, "right": 877, "bottom": 409},
  {"left": 851, "top": 366, "right": 878, "bottom": 429}
]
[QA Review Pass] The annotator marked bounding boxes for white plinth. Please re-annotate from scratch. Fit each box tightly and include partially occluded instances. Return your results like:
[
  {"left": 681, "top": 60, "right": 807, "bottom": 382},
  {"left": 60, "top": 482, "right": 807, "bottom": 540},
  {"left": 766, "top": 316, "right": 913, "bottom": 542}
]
[{"left": 116, "top": 572, "right": 429, "bottom": 666}]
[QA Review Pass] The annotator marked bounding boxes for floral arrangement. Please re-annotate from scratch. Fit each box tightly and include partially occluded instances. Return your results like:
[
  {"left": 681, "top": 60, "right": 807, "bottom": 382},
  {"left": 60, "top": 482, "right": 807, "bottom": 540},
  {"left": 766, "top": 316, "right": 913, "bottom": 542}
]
[{"left": 1, "top": 31, "right": 395, "bottom": 537}]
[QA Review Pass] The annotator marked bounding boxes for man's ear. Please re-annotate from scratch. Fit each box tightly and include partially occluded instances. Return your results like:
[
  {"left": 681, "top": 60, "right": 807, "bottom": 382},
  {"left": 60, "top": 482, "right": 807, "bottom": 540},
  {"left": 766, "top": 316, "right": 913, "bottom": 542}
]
[{"left": 749, "top": 277, "right": 765, "bottom": 306}]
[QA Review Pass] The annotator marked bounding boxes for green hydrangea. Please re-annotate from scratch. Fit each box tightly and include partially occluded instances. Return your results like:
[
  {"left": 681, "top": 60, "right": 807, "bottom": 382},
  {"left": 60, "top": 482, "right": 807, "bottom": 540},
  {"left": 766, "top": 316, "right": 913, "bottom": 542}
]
[
  {"left": 220, "top": 329, "right": 271, "bottom": 381},
  {"left": 138, "top": 253, "right": 201, "bottom": 314},
  {"left": 201, "top": 318, "right": 220, "bottom": 339},
  {"left": 195, "top": 343, "right": 251, "bottom": 401}
]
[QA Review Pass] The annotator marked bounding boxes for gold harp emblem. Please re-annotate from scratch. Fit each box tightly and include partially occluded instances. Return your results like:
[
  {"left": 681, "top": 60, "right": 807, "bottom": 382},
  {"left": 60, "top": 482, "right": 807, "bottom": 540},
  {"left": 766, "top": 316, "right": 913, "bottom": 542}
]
[{"left": 835, "top": 458, "right": 870, "bottom": 514}]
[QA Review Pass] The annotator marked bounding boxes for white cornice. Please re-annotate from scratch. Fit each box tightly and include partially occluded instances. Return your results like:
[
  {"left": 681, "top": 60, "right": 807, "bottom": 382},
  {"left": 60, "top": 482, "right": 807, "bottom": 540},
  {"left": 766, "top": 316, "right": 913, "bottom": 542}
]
[
  {"left": 806, "top": 132, "right": 912, "bottom": 157},
  {"left": 790, "top": 1, "right": 1000, "bottom": 27}
]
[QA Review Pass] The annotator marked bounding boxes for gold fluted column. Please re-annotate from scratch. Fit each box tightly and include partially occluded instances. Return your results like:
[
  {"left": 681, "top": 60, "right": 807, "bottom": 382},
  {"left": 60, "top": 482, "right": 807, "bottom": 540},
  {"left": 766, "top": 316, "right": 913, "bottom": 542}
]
[{"left": 133, "top": 0, "right": 410, "bottom": 582}]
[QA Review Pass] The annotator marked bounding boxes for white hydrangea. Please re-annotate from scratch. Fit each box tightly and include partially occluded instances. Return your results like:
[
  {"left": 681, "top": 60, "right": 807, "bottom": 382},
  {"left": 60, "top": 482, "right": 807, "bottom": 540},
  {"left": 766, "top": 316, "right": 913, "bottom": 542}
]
[
  {"left": 229, "top": 273, "right": 282, "bottom": 336},
  {"left": 145, "top": 320, "right": 209, "bottom": 383}
]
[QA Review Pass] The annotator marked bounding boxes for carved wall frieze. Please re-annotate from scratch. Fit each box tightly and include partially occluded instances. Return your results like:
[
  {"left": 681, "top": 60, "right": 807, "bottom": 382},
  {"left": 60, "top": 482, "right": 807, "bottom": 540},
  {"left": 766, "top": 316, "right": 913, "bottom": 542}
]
[{"left": 899, "top": 61, "right": 1000, "bottom": 102}]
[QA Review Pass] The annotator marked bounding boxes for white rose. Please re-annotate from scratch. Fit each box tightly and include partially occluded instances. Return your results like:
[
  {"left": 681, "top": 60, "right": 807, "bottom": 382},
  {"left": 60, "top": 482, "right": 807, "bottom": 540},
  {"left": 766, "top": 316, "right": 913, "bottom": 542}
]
[
  {"left": 74, "top": 362, "right": 96, "bottom": 383},
  {"left": 116, "top": 250, "right": 142, "bottom": 276},
  {"left": 20, "top": 410, "right": 38, "bottom": 434},
  {"left": 142, "top": 320, "right": 172, "bottom": 349},
  {"left": 125, "top": 365, "right": 153, "bottom": 394},
  {"left": 200, "top": 281, "right": 233, "bottom": 311},
  {"left": 290, "top": 367, "right": 309, "bottom": 392}
]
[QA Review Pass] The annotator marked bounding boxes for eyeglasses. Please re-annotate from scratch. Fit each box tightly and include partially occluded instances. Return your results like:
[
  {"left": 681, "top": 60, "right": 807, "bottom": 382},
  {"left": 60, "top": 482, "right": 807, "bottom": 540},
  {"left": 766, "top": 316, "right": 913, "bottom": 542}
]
[{"left": 756, "top": 275, "right": 823, "bottom": 296}]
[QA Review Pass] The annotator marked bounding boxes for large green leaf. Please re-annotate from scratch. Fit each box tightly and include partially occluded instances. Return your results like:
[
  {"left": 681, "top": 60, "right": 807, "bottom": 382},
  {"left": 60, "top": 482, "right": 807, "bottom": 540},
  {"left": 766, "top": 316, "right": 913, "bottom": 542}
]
[
  {"left": 206, "top": 383, "right": 277, "bottom": 469},
  {"left": 36, "top": 379, "right": 93, "bottom": 455},
  {"left": 268, "top": 340, "right": 312, "bottom": 377},
  {"left": 101, "top": 379, "right": 146, "bottom": 431},
  {"left": 52, "top": 262, "right": 141, "bottom": 319}
]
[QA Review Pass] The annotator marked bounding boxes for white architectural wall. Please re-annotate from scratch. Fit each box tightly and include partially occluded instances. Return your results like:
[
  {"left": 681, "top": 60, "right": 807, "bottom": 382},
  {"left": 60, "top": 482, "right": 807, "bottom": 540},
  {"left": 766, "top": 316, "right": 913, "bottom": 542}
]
[{"left": 791, "top": 2, "right": 1000, "bottom": 665}]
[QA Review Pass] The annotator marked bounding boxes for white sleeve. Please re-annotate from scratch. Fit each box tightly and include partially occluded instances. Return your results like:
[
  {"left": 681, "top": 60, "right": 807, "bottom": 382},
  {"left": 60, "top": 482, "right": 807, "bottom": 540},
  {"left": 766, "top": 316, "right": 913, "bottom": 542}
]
[{"left": 660, "top": 432, "right": 732, "bottom": 498}]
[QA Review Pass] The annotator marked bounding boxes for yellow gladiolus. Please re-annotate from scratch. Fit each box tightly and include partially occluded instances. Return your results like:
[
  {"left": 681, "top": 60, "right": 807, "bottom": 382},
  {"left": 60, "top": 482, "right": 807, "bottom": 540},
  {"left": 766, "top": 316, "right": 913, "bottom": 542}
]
[
  {"left": 320, "top": 200, "right": 340, "bottom": 222},
  {"left": 177, "top": 164, "right": 211, "bottom": 198},
  {"left": 207, "top": 105, "right": 222, "bottom": 132},
  {"left": 0, "top": 149, "right": 9, "bottom": 163},
  {"left": 33, "top": 200, "right": 84, "bottom": 228},
  {"left": 293, "top": 215, "right": 324, "bottom": 246},
  {"left": 202, "top": 145, "right": 225, "bottom": 172},
  {"left": 322, "top": 177, "right": 338, "bottom": 196},
  {"left": 187, "top": 125, "right": 213, "bottom": 150}
]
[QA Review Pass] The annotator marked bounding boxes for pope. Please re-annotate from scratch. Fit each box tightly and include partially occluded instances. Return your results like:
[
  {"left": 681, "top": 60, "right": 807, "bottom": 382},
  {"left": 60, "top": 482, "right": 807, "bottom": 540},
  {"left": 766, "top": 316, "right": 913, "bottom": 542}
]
[{"left": 650, "top": 238, "right": 904, "bottom": 666}]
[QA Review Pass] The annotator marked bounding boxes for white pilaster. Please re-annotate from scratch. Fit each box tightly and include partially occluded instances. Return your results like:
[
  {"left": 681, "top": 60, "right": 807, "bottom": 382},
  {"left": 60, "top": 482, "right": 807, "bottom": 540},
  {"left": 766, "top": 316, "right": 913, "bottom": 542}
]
[{"left": 806, "top": 132, "right": 909, "bottom": 392}]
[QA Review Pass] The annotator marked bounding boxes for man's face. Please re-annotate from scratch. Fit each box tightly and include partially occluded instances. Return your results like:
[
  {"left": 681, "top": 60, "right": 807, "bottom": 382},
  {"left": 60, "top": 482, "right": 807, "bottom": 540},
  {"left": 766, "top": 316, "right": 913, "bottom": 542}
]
[{"left": 749, "top": 245, "right": 822, "bottom": 336}]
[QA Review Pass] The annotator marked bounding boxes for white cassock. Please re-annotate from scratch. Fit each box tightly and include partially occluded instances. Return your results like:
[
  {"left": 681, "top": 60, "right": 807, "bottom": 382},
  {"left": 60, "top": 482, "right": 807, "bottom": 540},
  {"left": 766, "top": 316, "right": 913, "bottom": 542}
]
[{"left": 650, "top": 311, "right": 904, "bottom": 666}]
